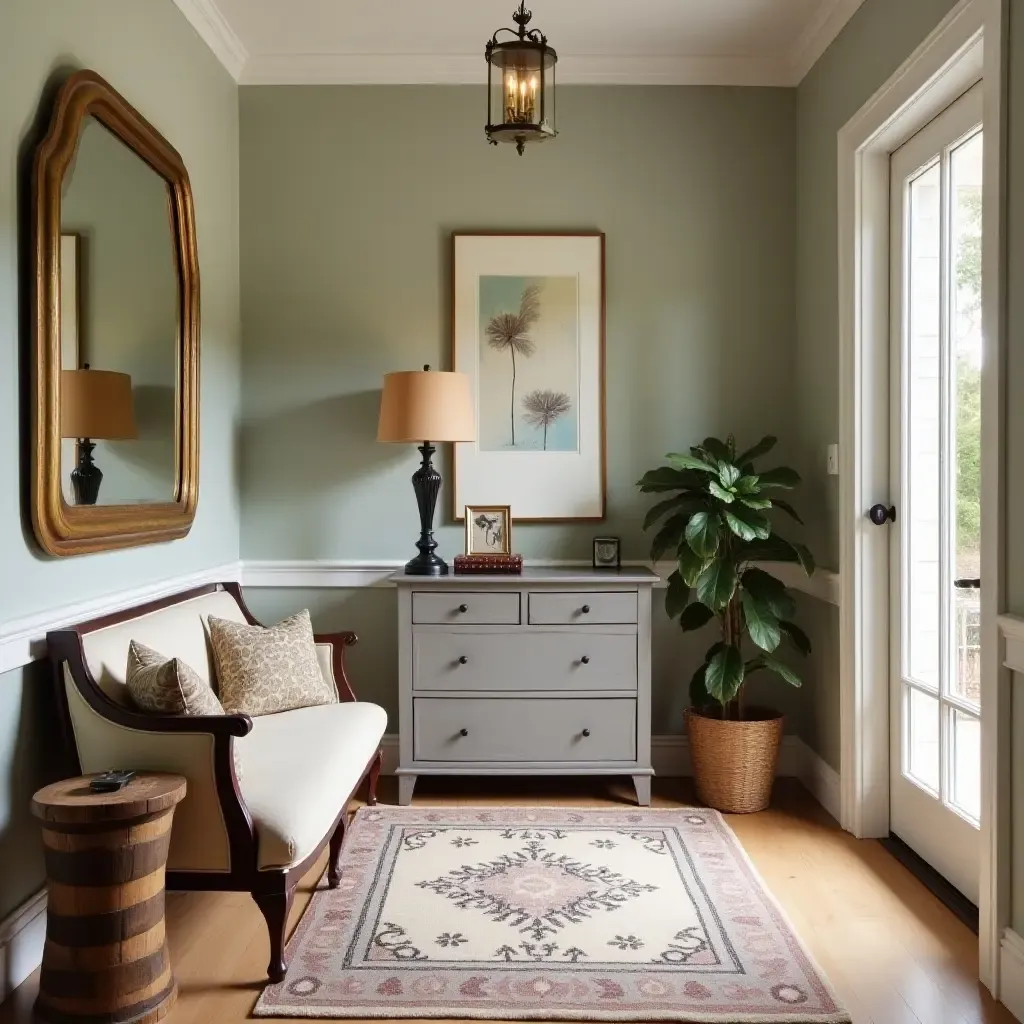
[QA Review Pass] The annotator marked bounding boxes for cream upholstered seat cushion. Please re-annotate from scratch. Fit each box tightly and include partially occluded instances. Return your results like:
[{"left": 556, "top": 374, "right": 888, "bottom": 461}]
[
  {"left": 125, "top": 640, "right": 224, "bottom": 716},
  {"left": 209, "top": 610, "right": 336, "bottom": 716},
  {"left": 236, "top": 701, "right": 387, "bottom": 870}
]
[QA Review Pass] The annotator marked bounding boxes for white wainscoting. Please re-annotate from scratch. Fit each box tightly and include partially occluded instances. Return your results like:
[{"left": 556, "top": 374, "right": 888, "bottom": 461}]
[
  {"left": 0, "top": 889, "right": 46, "bottom": 1003},
  {"left": 1001, "top": 929, "right": 1024, "bottom": 1023},
  {"left": 0, "top": 562, "right": 242, "bottom": 674}
]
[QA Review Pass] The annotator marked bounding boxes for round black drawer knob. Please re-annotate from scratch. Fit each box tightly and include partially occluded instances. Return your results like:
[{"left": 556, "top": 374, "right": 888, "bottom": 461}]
[
  {"left": 581, "top": 728, "right": 591, "bottom": 737},
  {"left": 581, "top": 655, "right": 590, "bottom": 665},
  {"left": 458, "top": 604, "right": 468, "bottom": 613},
  {"left": 581, "top": 604, "right": 591, "bottom": 614},
  {"left": 459, "top": 728, "right": 469, "bottom": 737},
  {"left": 458, "top": 655, "right": 468, "bottom": 665}
]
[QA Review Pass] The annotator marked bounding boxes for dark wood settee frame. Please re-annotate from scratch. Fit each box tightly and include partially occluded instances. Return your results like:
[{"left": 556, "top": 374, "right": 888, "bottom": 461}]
[{"left": 47, "top": 581, "right": 383, "bottom": 982}]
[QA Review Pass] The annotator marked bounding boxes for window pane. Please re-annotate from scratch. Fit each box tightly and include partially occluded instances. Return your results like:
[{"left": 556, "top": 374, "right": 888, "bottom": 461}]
[
  {"left": 906, "top": 686, "right": 940, "bottom": 793},
  {"left": 950, "top": 710, "right": 981, "bottom": 822},
  {"left": 905, "top": 163, "right": 942, "bottom": 691},
  {"left": 951, "top": 130, "right": 983, "bottom": 708}
]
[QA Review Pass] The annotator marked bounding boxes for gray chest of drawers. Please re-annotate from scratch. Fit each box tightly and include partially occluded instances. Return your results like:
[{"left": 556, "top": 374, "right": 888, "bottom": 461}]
[{"left": 393, "top": 568, "right": 657, "bottom": 806}]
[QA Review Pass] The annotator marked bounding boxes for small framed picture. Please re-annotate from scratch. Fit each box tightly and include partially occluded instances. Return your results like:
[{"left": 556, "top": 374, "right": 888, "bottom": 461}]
[
  {"left": 465, "top": 505, "right": 512, "bottom": 556},
  {"left": 592, "top": 536, "right": 621, "bottom": 569}
]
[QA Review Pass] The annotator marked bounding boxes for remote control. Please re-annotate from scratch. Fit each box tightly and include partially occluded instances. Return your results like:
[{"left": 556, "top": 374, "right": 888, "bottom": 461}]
[{"left": 89, "top": 770, "right": 137, "bottom": 793}]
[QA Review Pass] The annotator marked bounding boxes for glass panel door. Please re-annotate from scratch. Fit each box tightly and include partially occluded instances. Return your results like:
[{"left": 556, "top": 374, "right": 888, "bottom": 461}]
[{"left": 889, "top": 83, "right": 982, "bottom": 903}]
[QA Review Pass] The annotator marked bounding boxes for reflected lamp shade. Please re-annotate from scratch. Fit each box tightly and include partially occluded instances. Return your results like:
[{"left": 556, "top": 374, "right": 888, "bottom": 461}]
[
  {"left": 377, "top": 369, "right": 475, "bottom": 443},
  {"left": 61, "top": 369, "right": 137, "bottom": 440},
  {"left": 377, "top": 366, "right": 476, "bottom": 577},
  {"left": 60, "top": 368, "right": 136, "bottom": 507}
]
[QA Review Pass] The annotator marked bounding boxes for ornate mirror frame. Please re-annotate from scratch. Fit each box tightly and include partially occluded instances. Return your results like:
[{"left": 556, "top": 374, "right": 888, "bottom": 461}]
[{"left": 32, "top": 69, "right": 199, "bottom": 557}]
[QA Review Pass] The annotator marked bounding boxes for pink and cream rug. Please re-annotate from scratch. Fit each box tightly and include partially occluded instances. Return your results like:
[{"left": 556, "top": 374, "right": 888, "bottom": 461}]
[{"left": 255, "top": 806, "right": 850, "bottom": 1021}]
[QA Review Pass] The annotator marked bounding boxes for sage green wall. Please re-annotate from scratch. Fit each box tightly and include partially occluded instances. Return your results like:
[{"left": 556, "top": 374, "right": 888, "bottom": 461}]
[
  {"left": 238, "top": 85, "right": 830, "bottom": 746},
  {"left": 792, "top": 0, "right": 961, "bottom": 770},
  {"left": 0, "top": 0, "right": 240, "bottom": 921}
]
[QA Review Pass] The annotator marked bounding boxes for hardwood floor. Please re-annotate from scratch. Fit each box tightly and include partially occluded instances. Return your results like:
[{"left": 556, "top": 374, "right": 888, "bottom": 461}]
[{"left": 1, "top": 776, "right": 1014, "bottom": 1024}]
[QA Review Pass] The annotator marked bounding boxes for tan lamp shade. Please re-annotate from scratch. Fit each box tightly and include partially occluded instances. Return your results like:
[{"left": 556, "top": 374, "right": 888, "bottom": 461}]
[
  {"left": 61, "top": 369, "right": 137, "bottom": 440},
  {"left": 377, "top": 368, "right": 476, "bottom": 443}
]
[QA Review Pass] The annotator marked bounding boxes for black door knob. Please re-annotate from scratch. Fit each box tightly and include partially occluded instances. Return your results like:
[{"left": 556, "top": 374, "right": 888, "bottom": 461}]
[
  {"left": 581, "top": 604, "right": 591, "bottom": 614},
  {"left": 459, "top": 728, "right": 468, "bottom": 737},
  {"left": 581, "top": 728, "right": 591, "bottom": 737},
  {"left": 868, "top": 504, "right": 896, "bottom": 526},
  {"left": 458, "top": 604, "right": 468, "bottom": 613},
  {"left": 458, "top": 655, "right": 468, "bottom": 665},
  {"left": 580, "top": 655, "right": 590, "bottom": 665}
]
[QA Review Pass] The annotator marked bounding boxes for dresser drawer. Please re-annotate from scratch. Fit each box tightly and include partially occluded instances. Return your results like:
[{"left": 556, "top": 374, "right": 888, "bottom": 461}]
[
  {"left": 413, "top": 632, "right": 637, "bottom": 693},
  {"left": 528, "top": 591, "right": 638, "bottom": 625},
  {"left": 412, "top": 591, "right": 520, "bottom": 625},
  {"left": 414, "top": 698, "right": 636, "bottom": 762}
]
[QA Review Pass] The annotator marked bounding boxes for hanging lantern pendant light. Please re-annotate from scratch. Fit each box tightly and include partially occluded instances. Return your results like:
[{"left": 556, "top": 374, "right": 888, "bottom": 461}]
[{"left": 485, "top": 2, "right": 558, "bottom": 155}]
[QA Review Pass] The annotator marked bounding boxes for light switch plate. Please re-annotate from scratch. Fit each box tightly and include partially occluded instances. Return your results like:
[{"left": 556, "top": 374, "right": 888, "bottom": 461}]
[{"left": 826, "top": 443, "right": 839, "bottom": 475}]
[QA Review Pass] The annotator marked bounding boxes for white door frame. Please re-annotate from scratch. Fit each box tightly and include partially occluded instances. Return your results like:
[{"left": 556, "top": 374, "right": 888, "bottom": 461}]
[{"left": 837, "top": 0, "right": 1007, "bottom": 991}]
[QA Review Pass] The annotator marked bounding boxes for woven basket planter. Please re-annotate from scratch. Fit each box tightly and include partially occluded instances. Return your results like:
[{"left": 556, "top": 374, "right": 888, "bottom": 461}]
[{"left": 686, "top": 708, "right": 784, "bottom": 813}]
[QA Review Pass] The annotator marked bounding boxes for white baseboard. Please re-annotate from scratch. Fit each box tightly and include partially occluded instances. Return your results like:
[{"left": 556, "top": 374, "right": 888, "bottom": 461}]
[
  {"left": 1001, "top": 929, "right": 1024, "bottom": 1021},
  {"left": 377, "top": 733, "right": 840, "bottom": 819},
  {"left": 0, "top": 888, "right": 46, "bottom": 1002}
]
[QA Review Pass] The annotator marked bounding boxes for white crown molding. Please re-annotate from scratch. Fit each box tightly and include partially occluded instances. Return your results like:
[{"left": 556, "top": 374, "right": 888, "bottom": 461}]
[
  {"left": 171, "top": 0, "right": 248, "bottom": 81},
  {"left": 241, "top": 558, "right": 840, "bottom": 605},
  {"left": 239, "top": 52, "right": 794, "bottom": 87},
  {"left": 0, "top": 561, "right": 242, "bottom": 675},
  {"left": 788, "top": 0, "right": 867, "bottom": 83}
]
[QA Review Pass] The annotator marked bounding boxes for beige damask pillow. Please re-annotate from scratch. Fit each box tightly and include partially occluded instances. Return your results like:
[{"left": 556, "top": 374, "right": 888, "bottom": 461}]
[
  {"left": 208, "top": 609, "right": 336, "bottom": 716},
  {"left": 126, "top": 640, "right": 224, "bottom": 717}
]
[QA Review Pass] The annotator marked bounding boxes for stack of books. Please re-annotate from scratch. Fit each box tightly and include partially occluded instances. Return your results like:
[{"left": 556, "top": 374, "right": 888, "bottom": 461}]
[{"left": 453, "top": 553, "right": 523, "bottom": 575}]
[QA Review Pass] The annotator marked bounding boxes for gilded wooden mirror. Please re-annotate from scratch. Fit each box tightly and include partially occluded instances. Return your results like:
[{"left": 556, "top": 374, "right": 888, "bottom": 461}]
[{"left": 32, "top": 70, "right": 199, "bottom": 557}]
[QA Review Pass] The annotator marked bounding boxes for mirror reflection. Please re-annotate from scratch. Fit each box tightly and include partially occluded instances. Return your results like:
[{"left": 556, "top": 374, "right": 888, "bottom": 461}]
[{"left": 59, "top": 116, "right": 178, "bottom": 506}]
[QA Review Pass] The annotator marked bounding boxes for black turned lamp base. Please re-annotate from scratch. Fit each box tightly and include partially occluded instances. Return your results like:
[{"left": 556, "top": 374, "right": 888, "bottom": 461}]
[
  {"left": 404, "top": 552, "right": 449, "bottom": 576},
  {"left": 405, "top": 441, "right": 448, "bottom": 577}
]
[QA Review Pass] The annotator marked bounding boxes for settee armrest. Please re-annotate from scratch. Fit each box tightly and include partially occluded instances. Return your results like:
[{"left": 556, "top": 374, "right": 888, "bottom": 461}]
[{"left": 314, "top": 631, "right": 359, "bottom": 702}]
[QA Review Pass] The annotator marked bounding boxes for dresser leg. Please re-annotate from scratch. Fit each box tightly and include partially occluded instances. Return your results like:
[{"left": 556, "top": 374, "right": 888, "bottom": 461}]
[
  {"left": 398, "top": 774, "right": 417, "bottom": 806},
  {"left": 632, "top": 775, "right": 652, "bottom": 807}
]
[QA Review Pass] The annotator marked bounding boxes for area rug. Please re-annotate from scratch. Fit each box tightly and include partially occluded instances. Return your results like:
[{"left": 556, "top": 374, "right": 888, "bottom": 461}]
[{"left": 254, "top": 806, "right": 850, "bottom": 1021}]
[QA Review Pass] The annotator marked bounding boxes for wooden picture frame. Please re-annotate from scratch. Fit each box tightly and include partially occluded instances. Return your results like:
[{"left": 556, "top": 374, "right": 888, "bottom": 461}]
[
  {"left": 32, "top": 69, "right": 200, "bottom": 556},
  {"left": 452, "top": 232, "right": 606, "bottom": 521}
]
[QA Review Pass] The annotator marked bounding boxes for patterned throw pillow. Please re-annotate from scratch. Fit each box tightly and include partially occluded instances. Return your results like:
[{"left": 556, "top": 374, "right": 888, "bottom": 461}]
[
  {"left": 208, "top": 609, "right": 336, "bottom": 716},
  {"left": 126, "top": 640, "right": 224, "bottom": 716}
]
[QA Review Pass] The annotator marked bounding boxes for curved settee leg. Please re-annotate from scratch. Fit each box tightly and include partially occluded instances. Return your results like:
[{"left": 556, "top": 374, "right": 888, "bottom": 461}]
[
  {"left": 367, "top": 749, "right": 383, "bottom": 807},
  {"left": 328, "top": 814, "right": 347, "bottom": 889},
  {"left": 254, "top": 883, "right": 295, "bottom": 983}
]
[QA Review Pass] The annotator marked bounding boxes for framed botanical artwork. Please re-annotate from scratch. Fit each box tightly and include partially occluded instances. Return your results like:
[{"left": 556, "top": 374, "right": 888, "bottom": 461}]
[
  {"left": 464, "top": 505, "right": 511, "bottom": 555},
  {"left": 452, "top": 232, "right": 606, "bottom": 521}
]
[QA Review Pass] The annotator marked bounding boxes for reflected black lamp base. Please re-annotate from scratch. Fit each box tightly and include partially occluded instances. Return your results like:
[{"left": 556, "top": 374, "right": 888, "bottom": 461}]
[
  {"left": 70, "top": 440, "right": 103, "bottom": 506},
  {"left": 405, "top": 441, "right": 448, "bottom": 577}
]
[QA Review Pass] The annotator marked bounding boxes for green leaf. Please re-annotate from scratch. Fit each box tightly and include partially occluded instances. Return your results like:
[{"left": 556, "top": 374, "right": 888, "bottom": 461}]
[
  {"left": 696, "top": 559, "right": 737, "bottom": 611},
  {"left": 723, "top": 504, "right": 771, "bottom": 541},
  {"left": 642, "top": 493, "right": 706, "bottom": 531},
  {"left": 735, "top": 435, "right": 777, "bottom": 465},
  {"left": 740, "top": 496, "right": 773, "bottom": 510},
  {"left": 637, "top": 467, "right": 705, "bottom": 493},
  {"left": 666, "top": 453, "right": 717, "bottom": 474},
  {"left": 741, "top": 568, "right": 796, "bottom": 620},
  {"left": 701, "top": 437, "right": 733, "bottom": 462},
  {"left": 733, "top": 475, "right": 760, "bottom": 495},
  {"left": 761, "top": 654, "right": 802, "bottom": 688},
  {"left": 780, "top": 620, "right": 812, "bottom": 656},
  {"left": 706, "top": 646, "right": 745, "bottom": 705},
  {"left": 685, "top": 512, "right": 721, "bottom": 559},
  {"left": 718, "top": 463, "right": 741, "bottom": 489},
  {"left": 770, "top": 498, "right": 804, "bottom": 524},
  {"left": 708, "top": 480, "right": 736, "bottom": 504},
  {"left": 791, "top": 542, "right": 816, "bottom": 577},
  {"left": 665, "top": 571, "right": 690, "bottom": 619},
  {"left": 740, "top": 536, "right": 803, "bottom": 565},
  {"left": 650, "top": 514, "right": 689, "bottom": 561},
  {"left": 680, "top": 602, "right": 715, "bottom": 632},
  {"left": 689, "top": 655, "right": 716, "bottom": 709},
  {"left": 677, "top": 544, "right": 707, "bottom": 587},
  {"left": 741, "top": 591, "right": 781, "bottom": 653},
  {"left": 757, "top": 466, "right": 802, "bottom": 490}
]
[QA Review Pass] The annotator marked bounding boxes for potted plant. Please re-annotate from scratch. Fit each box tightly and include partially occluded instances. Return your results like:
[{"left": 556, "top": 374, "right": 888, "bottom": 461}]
[{"left": 638, "top": 435, "right": 815, "bottom": 813}]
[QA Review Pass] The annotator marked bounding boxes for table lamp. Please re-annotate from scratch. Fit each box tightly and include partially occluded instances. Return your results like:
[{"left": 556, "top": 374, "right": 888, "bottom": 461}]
[
  {"left": 377, "top": 365, "right": 475, "bottom": 575},
  {"left": 61, "top": 365, "right": 137, "bottom": 505}
]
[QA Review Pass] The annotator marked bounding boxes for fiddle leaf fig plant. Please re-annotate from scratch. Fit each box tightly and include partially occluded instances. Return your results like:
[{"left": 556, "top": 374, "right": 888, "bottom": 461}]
[{"left": 638, "top": 435, "right": 815, "bottom": 718}]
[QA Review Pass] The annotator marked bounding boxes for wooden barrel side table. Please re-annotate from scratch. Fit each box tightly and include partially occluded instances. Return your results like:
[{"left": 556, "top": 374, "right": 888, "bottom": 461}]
[{"left": 31, "top": 773, "right": 187, "bottom": 1024}]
